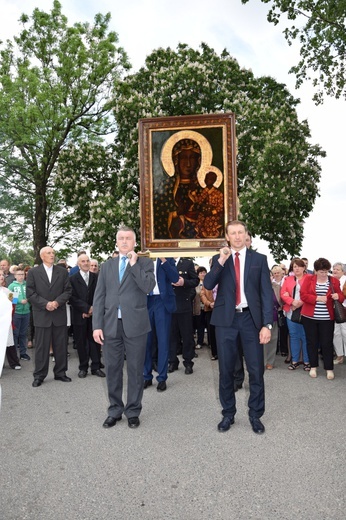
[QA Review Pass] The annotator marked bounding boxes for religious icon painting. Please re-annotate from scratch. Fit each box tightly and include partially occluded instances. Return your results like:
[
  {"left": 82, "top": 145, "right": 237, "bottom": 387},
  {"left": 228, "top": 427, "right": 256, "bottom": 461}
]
[{"left": 139, "top": 113, "right": 237, "bottom": 254}]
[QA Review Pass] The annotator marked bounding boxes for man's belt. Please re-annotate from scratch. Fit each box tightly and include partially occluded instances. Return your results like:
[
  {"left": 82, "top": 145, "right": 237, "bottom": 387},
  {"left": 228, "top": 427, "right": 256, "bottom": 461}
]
[{"left": 235, "top": 307, "right": 249, "bottom": 313}]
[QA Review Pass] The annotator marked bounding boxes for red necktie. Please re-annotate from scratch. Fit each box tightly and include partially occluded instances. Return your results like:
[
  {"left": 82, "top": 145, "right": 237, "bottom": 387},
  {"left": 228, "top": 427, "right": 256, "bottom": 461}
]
[{"left": 234, "top": 252, "right": 241, "bottom": 306}]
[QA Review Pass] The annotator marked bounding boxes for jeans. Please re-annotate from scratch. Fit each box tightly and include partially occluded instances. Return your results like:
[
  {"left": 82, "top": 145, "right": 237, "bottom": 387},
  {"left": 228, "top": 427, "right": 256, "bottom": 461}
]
[
  {"left": 13, "top": 313, "right": 30, "bottom": 356},
  {"left": 286, "top": 318, "right": 309, "bottom": 363}
]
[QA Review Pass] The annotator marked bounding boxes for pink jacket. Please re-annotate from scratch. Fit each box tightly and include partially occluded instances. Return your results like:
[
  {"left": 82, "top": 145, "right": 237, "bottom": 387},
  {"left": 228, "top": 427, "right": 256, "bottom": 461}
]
[{"left": 280, "top": 274, "right": 308, "bottom": 313}]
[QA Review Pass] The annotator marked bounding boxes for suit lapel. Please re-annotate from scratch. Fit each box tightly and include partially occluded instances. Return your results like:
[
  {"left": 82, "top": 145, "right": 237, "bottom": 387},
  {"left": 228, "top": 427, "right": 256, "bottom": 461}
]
[
  {"left": 77, "top": 271, "right": 87, "bottom": 289},
  {"left": 112, "top": 257, "right": 121, "bottom": 285},
  {"left": 89, "top": 272, "right": 96, "bottom": 290},
  {"left": 38, "top": 264, "right": 51, "bottom": 286},
  {"left": 226, "top": 254, "right": 236, "bottom": 286},
  {"left": 50, "top": 266, "right": 63, "bottom": 288},
  {"left": 244, "top": 249, "right": 252, "bottom": 287}
]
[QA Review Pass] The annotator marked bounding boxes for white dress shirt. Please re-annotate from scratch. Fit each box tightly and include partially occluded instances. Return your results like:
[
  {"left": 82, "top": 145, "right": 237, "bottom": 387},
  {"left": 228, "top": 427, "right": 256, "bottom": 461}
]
[
  {"left": 231, "top": 247, "right": 248, "bottom": 308},
  {"left": 43, "top": 264, "right": 53, "bottom": 283}
]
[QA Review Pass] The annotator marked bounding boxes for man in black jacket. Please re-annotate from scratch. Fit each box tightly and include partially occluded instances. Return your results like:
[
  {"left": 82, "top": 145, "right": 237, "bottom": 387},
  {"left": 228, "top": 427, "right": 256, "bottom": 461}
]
[
  {"left": 69, "top": 254, "right": 105, "bottom": 378},
  {"left": 168, "top": 257, "right": 199, "bottom": 374}
]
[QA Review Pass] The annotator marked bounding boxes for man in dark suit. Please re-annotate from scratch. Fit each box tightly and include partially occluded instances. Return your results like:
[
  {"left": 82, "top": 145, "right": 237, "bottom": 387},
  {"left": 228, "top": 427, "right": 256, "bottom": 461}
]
[
  {"left": 143, "top": 258, "right": 179, "bottom": 392},
  {"left": 69, "top": 253, "right": 105, "bottom": 379},
  {"left": 26, "top": 247, "right": 72, "bottom": 387},
  {"left": 169, "top": 257, "right": 199, "bottom": 374},
  {"left": 204, "top": 220, "right": 273, "bottom": 434},
  {"left": 93, "top": 226, "right": 155, "bottom": 429}
]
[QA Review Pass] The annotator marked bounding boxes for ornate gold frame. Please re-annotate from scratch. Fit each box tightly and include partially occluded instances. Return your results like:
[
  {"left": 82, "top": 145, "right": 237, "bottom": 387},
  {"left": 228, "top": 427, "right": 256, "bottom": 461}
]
[{"left": 139, "top": 113, "right": 237, "bottom": 254}]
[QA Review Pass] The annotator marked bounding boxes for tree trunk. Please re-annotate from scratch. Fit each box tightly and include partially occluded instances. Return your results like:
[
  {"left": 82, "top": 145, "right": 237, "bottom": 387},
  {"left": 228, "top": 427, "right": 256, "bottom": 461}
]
[{"left": 33, "top": 183, "right": 48, "bottom": 264}]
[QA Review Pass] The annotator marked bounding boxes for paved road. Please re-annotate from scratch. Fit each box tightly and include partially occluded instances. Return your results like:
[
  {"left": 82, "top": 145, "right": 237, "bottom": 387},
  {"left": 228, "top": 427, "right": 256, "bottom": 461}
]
[{"left": 1, "top": 343, "right": 345, "bottom": 520}]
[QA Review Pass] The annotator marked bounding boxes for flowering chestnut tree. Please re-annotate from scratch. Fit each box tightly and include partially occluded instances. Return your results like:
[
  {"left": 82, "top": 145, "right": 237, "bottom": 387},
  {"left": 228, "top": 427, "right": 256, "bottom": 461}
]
[{"left": 59, "top": 43, "right": 325, "bottom": 259}]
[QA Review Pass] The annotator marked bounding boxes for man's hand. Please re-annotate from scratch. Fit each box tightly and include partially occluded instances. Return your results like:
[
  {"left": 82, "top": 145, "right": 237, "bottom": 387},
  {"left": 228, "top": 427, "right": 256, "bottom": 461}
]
[
  {"left": 93, "top": 329, "right": 104, "bottom": 346},
  {"left": 46, "top": 301, "right": 58, "bottom": 311},
  {"left": 127, "top": 251, "right": 138, "bottom": 266},
  {"left": 259, "top": 327, "right": 271, "bottom": 345},
  {"left": 172, "top": 276, "right": 185, "bottom": 287},
  {"left": 218, "top": 246, "right": 231, "bottom": 266}
]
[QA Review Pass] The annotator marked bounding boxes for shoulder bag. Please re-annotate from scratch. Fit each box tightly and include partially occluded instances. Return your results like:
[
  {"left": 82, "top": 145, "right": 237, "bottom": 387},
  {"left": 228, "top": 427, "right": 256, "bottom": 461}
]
[
  {"left": 290, "top": 279, "right": 302, "bottom": 323},
  {"left": 329, "top": 276, "right": 346, "bottom": 324}
]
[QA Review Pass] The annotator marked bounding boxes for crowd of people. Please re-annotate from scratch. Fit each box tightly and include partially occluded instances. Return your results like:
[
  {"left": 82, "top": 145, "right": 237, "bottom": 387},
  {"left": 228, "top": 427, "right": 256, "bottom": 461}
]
[{"left": 1, "top": 222, "right": 345, "bottom": 434}]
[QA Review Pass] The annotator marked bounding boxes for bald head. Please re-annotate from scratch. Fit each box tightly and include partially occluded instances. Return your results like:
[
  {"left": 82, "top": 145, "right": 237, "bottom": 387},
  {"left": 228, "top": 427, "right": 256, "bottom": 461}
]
[
  {"left": 77, "top": 253, "right": 90, "bottom": 273},
  {"left": 40, "top": 247, "right": 55, "bottom": 267}
]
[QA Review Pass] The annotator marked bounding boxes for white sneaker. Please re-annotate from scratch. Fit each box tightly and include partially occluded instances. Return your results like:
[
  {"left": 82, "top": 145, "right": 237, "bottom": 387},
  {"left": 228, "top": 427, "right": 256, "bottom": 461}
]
[
  {"left": 14, "top": 365, "right": 22, "bottom": 370},
  {"left": 195, "top": 344, "right": 202, "bottom": 349}
]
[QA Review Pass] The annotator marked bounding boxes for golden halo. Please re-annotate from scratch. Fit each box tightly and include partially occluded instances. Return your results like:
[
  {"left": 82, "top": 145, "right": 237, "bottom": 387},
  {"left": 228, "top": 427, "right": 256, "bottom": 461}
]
[
  {"left": 197, "top": 165, "right": 223, "bottom": 188},
  {"left": 161, "top": 130, "right": 213, "bottom": 177}
]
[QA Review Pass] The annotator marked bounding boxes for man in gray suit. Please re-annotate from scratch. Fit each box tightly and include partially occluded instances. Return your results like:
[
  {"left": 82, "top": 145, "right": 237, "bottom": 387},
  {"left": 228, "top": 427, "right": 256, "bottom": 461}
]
[
  {"left": 26, "top": 247, "right": 72, "bottom": 387},
  {"left": 93, "top": 226, "right": 155, "bottom": 429}
]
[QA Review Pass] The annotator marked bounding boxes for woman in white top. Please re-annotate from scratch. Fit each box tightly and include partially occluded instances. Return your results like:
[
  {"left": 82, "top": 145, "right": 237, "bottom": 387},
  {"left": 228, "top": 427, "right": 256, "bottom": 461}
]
[{"left": 0, "top": 269, "right": 21, "bottom": 370}]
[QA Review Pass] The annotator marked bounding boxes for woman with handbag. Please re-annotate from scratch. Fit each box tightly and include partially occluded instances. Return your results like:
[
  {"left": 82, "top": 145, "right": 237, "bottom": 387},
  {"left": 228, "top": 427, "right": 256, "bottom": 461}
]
[
  {"left": 331, "top": 262, "right": 346, "bottom": 364},
  {"left": 263, "top": 278, "right": 283, "bottom": 370},
  {"left": 281, "top": 258, "right": 310, "bottom": 371},
  {"left": 300, "top": 258, "right": 345, "bottom": 380},
  {"left": 271, "top": 265, "right": 290, "bottom": 361}
]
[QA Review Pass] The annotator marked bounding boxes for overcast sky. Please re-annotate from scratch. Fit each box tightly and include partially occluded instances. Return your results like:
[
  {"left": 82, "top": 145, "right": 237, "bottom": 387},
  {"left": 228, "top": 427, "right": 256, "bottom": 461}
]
[{"left": 1, "top": 0, "right": 345, "bottom": 268}]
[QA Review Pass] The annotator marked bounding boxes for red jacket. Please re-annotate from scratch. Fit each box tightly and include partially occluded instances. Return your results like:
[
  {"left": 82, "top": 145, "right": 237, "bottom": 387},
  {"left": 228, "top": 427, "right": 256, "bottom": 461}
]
[
  {"left": 300, "top": 275, "right": 344, "bottom": 319},
  {"left": 280, "top": 274, "right": 308, "bottom": 313}
]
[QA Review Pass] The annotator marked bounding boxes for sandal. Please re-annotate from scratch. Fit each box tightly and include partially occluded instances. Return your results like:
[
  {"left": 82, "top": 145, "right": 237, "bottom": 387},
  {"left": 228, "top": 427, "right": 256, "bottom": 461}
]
[
  {"left": 288, "top": 362, "right": 300, "bottom": 370},
  {"left": 303, "top": 363, "right": 311, "bottom": 371}
]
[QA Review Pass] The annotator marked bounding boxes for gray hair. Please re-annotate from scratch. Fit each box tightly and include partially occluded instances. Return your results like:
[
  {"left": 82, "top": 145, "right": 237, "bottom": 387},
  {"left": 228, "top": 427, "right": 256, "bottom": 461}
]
[
  {"left": 333, "top": 262, "right": 346, "bottom": 274},
  {"left": 116, "top": 226, "right": 136, "bottom": 241}
]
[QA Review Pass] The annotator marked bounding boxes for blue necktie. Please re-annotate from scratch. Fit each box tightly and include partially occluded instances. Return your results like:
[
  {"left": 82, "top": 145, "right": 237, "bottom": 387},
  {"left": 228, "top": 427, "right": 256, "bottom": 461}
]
[{"left": 119, "top": 256, "right": 127, "bottom": 282}]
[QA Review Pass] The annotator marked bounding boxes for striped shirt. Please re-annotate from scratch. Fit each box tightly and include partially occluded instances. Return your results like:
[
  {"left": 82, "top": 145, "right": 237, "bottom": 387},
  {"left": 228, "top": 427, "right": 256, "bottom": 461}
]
[{"left": 313, "top": 282, "right": 330, "bottom": 320}]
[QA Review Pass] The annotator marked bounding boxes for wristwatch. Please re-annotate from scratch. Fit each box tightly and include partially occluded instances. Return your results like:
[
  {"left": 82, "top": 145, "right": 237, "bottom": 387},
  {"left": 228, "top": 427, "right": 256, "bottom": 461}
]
[{"left": 264, "top": 324, "right": 273, "bottom": 330}]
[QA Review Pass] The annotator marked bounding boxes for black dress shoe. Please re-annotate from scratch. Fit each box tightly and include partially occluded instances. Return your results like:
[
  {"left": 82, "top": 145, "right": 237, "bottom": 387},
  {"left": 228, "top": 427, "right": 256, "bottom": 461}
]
[
  {"left": 100, "top": 362, "right": 105, "bottom": 369},
  {"left": 78, "top": 370, "right": 87, "bottom": 378},
  {"left": 32, "top": 379, "right": 42, "bottom": 387},
  {"left": 143, "top": 379, "right": 152, "bottom": 389},
  {"left": 168, "top": 363, "right": 178, "bottom": 373},
  {"left": 157, "top": 381, "right": 167, "bottom": 392},
  {"left": 250, "top": 417, "right": 265, "bottom": 434},
  {"left": 103, "top": 416, "right": 122, "bottom": 428},
  {"left": 217, "top": 416, "right": 235, "bottom": 432},
  {"left": 152, "top": 362, "right": 158, "bottom": 372},
  {"left": 184, "top": 365, "right": 193, "bottom": 374},
  {"left": 54, "top": 375, "right": 72, "bottom": 382},
  {"left": 91, "top": 369, "right": 106, "bottom": 377},
  {"left": 234, "top": 383, "right": 243, "bottom": 392},
  {"left": 128, "top": 417, "right": 140, "bottom": 428}
]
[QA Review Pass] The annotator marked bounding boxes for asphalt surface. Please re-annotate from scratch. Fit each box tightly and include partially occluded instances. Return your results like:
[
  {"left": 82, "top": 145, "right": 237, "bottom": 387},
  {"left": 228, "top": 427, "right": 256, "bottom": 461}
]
[{"left": 1, "top": 341, "right": 345, "bottom": 520}]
